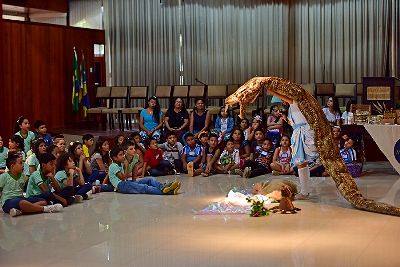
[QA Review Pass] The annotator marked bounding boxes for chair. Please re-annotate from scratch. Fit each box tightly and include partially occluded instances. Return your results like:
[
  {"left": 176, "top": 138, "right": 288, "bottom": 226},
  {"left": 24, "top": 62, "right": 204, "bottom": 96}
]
[
  {"left": 120, "top": 86, "right": 148, "bottom": 131},
  {"left": 187, "top": 85, "right": 206, "bottom": 112},
  {"left": 227, "top": 84, "right": 239, "bottom": 96},
  {"left": 101, "top": 86, "right": 128, "bottom": 130},
  {"left": 206, "top": 85, "right": 227, "bottom": 115},
  {"left": 87, "top": 86, "right": 111, "bottom": 130},
  {"left": 315, "top": 83, "right": 335, "bottom": 105},
  {"left": 172, "top": 85, "right": 189, "bottom": 103},
  {"left": 335, "top": 83, "right": 356, "bottom": 112},
  {"left": 356, "top": 83, "right": 363, "bottom": 103},
  {"left": 155, "top": 85, "right": 173, "bottom": 113},
  {"left": 301, "top": 83, "right": 316, "bottom": 97}
]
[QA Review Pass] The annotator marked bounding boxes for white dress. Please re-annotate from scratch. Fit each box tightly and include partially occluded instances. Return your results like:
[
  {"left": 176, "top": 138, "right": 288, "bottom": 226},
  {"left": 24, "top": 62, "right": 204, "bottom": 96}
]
[{"left": 288, "top": 102, "right": 320, "bottom": 167}]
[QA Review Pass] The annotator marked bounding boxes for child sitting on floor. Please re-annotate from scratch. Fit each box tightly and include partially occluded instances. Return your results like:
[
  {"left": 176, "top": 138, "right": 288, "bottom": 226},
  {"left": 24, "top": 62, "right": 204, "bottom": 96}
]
[
  {"left": 181, "top": 133, "right": 203, "bottom": 177},
  {"left": 159, "top": 133, "right": 183, "bottom": 174},
  {"left": 271, "top": 135, "right": 293, "bottom": 175},
  {"left": 0, "top": 136, "right": 9, "bottom": 174},
  {"left": 240, "top": 138, "right": 273, "bottom": 178},
  {"left": 108, "top": 146, "right": 180, "bottom": 195},
  {"left": 142, "top": 138, "right": 174, "bottom": 177},
  {"left": 34, "top": 120, "right": 53, "bottom": 146},
  {"left": 82, "top": 134, "right": 95, "bottom": 159},
  {"left": 26, "top": 138, "right": 47, "bottom": 175},
  {"left": 340, "top": 137, "right": 361, "bottom": 177},
  {"left": 26, "top": 153, "right": 68, "bottom": 206},
  {"left": 340, "top": 137, "right": 357, "bottom": 164},
  {"left": 0, "top": 152, "right": 63, "bottom": 217},
  {"left": 201, "top": 133, "right": 221, "bottom": 177},
  {"left": 216, "top": 139, "right": 240, "bottom": 174},
  {"left": 124, "top": 141, "right": 142, "bottom": 180},
  {"left": 213, "top": 107, "right": 234, "bottom": 142}
]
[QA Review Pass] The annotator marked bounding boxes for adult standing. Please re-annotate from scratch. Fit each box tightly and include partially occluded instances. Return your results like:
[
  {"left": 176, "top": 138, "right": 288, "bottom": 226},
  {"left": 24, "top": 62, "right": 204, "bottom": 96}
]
[
  {"left": 270, "top": 91, "right": 324, "bottom": 199},
  {"left": 164, "top": 98, "right": 189, "bottom": 143},
  {"left": 139, "top": 96, "right": 164, "bottom": 143}
]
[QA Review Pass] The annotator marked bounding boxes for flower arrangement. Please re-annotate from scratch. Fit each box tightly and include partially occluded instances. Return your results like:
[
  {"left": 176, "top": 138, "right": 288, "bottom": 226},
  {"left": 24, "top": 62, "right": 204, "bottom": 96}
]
[{"left": 246, "top": 197, "right": 269, "bottom": 217}]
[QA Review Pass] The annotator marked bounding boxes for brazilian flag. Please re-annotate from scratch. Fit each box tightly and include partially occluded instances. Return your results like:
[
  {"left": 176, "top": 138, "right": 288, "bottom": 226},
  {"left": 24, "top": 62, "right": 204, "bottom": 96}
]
[
  {"left": 72, "top": 48, "right": 80, "bottom": 113},
  {"left": 80, "top": 52, "right": 90, "bottom": 117}
]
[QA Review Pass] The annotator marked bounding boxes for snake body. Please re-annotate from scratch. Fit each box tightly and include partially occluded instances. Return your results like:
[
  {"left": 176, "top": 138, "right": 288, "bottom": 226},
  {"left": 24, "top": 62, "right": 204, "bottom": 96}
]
[{"left": 225, "top": 77, "right": 400, "bottom": 216}]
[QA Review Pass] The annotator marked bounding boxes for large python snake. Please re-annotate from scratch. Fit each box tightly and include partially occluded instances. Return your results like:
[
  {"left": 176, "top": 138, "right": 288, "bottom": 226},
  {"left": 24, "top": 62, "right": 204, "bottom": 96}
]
[{"left": 225, "top": 76, "right": 400, "bottom": 216}]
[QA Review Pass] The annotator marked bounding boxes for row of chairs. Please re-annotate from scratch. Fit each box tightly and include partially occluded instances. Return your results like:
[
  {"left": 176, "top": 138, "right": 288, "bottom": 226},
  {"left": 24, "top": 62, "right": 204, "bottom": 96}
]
[
  {"left": 87, "top": 84, "right": 244, "bottom": 131},
  {"left": 300, "top": 83, "right": 362, "bottom": 104}
]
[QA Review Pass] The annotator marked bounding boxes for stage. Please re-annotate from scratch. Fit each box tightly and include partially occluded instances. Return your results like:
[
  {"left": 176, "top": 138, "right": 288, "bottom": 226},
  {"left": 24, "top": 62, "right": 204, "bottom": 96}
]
[{"left": 1, "top": 162, "right": 400, "bottom": 267}]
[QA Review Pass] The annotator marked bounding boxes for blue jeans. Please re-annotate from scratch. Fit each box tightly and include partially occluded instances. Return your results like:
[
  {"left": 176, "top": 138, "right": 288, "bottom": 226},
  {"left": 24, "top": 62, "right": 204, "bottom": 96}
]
[
  {"left": 148, "top": 160, "right": 173, "bottom": 176},
  {"left": 116, "top": 177, "right": 163, "bottom": 195}
]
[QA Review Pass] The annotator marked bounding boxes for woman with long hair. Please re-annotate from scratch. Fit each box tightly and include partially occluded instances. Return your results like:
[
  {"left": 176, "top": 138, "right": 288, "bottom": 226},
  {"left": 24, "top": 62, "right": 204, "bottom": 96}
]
[
  {"left": 164, "top": 97, "right": 189, "bottom": 143},
  {"left": 322, "top": 96, "right": 342, "bottom": 126},
  {"left": 139, "top": 96, "right": 164, "bottom": 143}
]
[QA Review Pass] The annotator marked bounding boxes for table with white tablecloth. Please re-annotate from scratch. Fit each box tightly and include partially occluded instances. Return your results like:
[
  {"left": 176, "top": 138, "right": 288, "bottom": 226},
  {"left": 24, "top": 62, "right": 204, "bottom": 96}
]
[{"left": 363, "top": 124, "right": 400, "bottom": 175}]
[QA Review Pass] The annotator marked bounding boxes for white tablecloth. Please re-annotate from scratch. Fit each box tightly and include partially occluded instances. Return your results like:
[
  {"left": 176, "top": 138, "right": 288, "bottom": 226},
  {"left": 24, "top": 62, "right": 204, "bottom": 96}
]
[{"left": 363, "top": 125, "right": 400, "bottom": 175}]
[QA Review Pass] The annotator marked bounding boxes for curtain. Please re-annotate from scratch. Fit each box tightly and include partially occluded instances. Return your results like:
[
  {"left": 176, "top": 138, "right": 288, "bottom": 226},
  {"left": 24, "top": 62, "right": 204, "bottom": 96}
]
[
  {"left": 103, "top": 0, "right": 400, "bottom": 90},
  {"left": 69, "top": 0, "right": 103, "bottom": 30}
]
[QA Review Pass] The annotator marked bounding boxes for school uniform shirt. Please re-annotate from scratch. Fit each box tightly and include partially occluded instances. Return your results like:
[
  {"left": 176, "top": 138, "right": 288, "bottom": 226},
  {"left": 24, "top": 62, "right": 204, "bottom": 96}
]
[
  {"left": 181, "top": 144, "right": 203, "bottom": 163},
  {"left": 55, "top": 170, "right": 79, "bottom": 190},
  {"left": 15, "top": 131, "right": 36, "bottom": 154},
  {"left": 159, "top": 142, "right": 183, "bottom": 162},
  {"left": 144, "top": 149, "right": 163, "bottom": 168},
  {"left": 340, "top": 148, "right": 357, "bottom": 164},
  {"left": 0, "top": 172, "right": 26, "bottom": 206},
  {"left": 218, "top": 149, "right": 240, "bottom": 166},
  {"left": 0, "top": 147, "right": 9, "bottom": 169},
  {"left": 26, "top": 170, "right": 50, "bottom": 198},
  {"left": 108, "top": 162, "right": 124, "bottom": 188},
  {"left": 26, "top": 154, "right": 40, "bottom": 169},
  {"left": 250, "top": 141, "right": 263, "bottom": 154}
]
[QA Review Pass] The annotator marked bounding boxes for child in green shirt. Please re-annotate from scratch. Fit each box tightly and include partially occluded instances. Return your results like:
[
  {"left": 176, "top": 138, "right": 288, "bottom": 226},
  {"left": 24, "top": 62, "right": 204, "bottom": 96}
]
[{"left": 0, "top": 152, "right": 63, "bottom": 217}]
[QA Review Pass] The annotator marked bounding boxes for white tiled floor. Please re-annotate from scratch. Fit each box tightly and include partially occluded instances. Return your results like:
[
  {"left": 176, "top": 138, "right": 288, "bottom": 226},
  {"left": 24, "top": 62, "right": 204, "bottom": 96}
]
[{"left": 1, "top": 162, "right": 400, "bottom": 267}]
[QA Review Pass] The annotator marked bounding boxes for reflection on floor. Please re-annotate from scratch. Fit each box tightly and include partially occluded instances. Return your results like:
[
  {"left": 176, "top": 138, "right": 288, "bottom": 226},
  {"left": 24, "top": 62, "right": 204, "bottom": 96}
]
[{"left": 1, "top": 162, "right": 400, "bottom": 267}]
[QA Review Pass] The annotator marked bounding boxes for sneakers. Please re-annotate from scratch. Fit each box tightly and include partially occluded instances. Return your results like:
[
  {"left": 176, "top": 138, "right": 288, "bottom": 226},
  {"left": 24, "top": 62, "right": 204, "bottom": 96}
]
[
  {"left": 272, "top": 170, "right": 281, "bottom": 176},
  {"left": 187, "top": 162, "right": 194, "bottom": 177},
  {"left": 168, "top": 181, "right": 181, "bottom": 195},
  {"left": 243, "top": 167, "right": 251, "bottom": 178},
  {"left": 9, "top": 208, "right": 22, "bottom": 217},
  {"left": 44, "top": 203, "right": 63, "bottom": 213},
  {"left": 74, "top": 195, "right": 83, "bottom": 203},
  {"left": 162, "top": 180, "right": 180, "bottom": 194}
]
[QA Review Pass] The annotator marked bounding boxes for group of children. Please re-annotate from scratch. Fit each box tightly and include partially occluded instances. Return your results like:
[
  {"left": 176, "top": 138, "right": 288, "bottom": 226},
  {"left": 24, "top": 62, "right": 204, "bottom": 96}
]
[{"left": 0, "top": 111, "right": 360, "bottom": 217}]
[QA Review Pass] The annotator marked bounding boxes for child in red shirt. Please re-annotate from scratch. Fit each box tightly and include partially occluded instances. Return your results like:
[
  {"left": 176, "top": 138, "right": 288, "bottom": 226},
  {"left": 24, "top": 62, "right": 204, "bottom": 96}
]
[{"left": 141, "top": 138, "right": 174, "bottom": 177}]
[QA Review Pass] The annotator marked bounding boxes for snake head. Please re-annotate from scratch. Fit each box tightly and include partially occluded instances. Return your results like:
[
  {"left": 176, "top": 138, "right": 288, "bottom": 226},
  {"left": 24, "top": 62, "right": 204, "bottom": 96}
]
[{"left": 225, "top": 77, "right": 266, "bottom": 118}]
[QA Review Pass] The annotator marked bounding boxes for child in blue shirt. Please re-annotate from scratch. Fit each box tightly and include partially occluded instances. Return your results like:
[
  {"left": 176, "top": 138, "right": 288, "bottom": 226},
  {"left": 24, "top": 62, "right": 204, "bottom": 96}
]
[
  {"left": 214, "top": 107, "right": 234, "bottom": 142},
  {"left": 340, "top": 138, "right": 357, "bottom": 164},
  {"left": 0, "top": 152, "right": 63, "bottom": 217},
  {"left": 34, "top": 120, "right": 53, "bottom": 146},
  {"left": 108, "top": 146, "right": 180, "bottom": 195},
  {"left": 181, "top": 133, "right": 203, "bottom": 176}
]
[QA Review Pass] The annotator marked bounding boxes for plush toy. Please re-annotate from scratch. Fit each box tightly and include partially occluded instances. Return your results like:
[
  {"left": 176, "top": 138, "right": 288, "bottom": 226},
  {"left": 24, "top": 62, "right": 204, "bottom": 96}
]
[
  {"left": 252, "top": 179, "right": 298, "bottom": 201},
  {"left": 270, "top": 185, "right": 301, "bottom": 214}
]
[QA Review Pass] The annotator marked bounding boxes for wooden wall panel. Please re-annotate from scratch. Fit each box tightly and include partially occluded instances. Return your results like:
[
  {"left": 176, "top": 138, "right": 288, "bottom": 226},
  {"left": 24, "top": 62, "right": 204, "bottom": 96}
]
[
  {"left": 3, "top": 0, "right": 68, "bottom": 13},
  {"left": 0, "top": 20, "right": 105, "bottom": 139}
]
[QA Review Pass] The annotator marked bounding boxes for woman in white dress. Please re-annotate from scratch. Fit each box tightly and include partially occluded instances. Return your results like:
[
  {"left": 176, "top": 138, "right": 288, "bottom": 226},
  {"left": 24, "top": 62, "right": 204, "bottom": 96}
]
[
  {"left": 322, "top": 97, "right": 341, "bottom": 126},
  {"left": 269, "top": 91, "right": 324, "bottom": 199}
]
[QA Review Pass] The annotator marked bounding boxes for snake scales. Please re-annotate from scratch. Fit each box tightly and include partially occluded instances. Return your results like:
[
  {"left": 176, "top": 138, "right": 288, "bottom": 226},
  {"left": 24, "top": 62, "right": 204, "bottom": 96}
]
[{"left": 225, "top": 77, "right": 400, "bottom": 216}]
